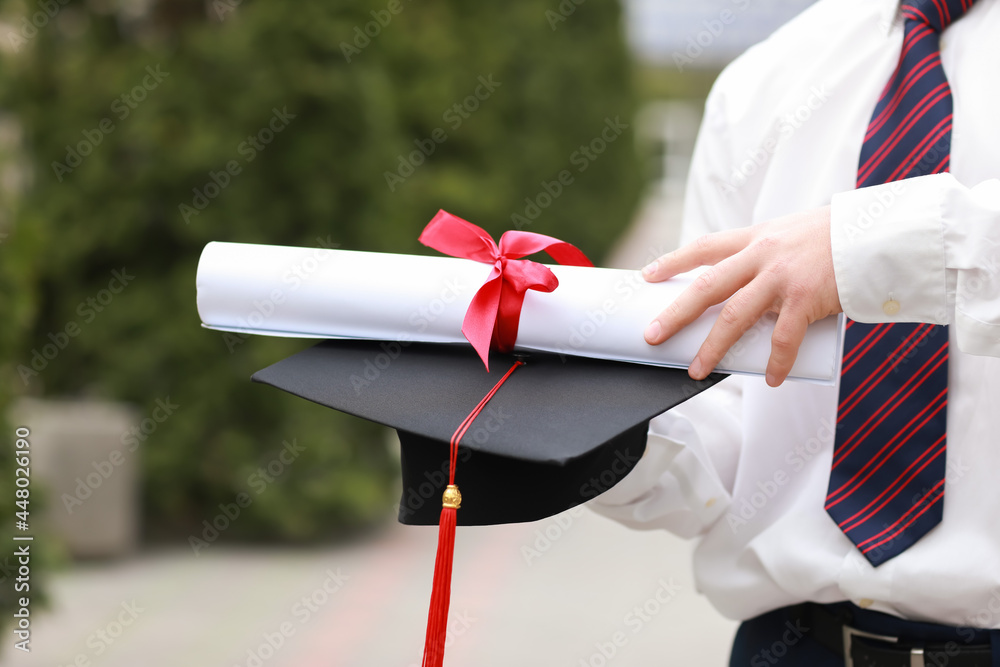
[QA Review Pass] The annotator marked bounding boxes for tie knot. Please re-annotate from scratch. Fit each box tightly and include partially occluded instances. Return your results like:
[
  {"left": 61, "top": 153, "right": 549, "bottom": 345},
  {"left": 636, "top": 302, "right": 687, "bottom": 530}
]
[{"left": 902, "top": 0, "right": 977, "bottom": 32}]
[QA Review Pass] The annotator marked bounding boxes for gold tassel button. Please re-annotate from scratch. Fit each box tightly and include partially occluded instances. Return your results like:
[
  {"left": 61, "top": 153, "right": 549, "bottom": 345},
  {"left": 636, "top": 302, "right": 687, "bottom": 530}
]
[{"left": 442, "top": 484, "right": 462, "bottom": 509}]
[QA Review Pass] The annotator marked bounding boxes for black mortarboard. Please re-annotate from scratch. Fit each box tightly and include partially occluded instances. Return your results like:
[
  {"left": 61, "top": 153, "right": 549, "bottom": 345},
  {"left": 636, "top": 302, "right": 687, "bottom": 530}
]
[{"left": 251, "top": 339, "right": 725, "bottom": 526}]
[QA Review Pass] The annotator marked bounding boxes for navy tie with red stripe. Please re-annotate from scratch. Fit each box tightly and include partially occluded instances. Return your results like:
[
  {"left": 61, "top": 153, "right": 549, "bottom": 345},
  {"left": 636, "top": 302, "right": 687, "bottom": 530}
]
[{"left": 825, "top": 0, "right": 977, "bottom": 566}]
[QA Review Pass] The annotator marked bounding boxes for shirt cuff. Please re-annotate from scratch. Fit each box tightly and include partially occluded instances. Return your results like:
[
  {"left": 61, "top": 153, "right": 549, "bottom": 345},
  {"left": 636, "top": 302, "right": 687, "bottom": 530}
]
[{"left": 831, "top": 174, "right": 950, "bottom": 325}]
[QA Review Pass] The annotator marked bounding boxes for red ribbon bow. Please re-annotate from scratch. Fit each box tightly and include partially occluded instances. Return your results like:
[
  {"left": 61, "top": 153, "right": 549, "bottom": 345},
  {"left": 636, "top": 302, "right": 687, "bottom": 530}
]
[{"left": 419, "top": 210, "right": 593, "bottom": 370}]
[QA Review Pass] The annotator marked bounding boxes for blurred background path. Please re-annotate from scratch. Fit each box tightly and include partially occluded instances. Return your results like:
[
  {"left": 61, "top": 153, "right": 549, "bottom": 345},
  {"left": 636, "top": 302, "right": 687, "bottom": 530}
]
[{"left": 4, "top": 512, "right": 737, "bottom": 667}]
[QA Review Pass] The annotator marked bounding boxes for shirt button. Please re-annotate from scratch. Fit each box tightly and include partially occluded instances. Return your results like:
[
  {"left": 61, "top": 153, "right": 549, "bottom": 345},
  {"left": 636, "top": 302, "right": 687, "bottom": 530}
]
[
  {"left": 882, "top": 299, "right": 901, "bottom": 316},
  {"left": 858, "top": 598, "right": 875, "bottom": 609}
]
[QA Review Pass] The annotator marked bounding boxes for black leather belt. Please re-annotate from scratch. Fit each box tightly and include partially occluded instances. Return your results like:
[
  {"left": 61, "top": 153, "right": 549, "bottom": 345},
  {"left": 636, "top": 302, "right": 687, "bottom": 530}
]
[{"left": 790, "top": 603, "right": 993, "bottom": 667}]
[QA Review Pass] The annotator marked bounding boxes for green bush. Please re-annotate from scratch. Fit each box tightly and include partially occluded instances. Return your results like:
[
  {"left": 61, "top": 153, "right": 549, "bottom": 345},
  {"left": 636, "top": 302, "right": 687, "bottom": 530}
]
[{"left": 1, "top": 0, "right": 641, "bottom": 544}]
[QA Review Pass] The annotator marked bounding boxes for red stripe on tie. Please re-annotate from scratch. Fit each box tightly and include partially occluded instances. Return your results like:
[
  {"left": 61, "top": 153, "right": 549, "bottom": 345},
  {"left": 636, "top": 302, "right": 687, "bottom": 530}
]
[
  {"left": 886, "top": 114, "right": 952, "bottom": 181},
  {"left": 903, "top": 5, "right": 936, "bottom": 26},
  {"left": 858, "top": 81, "right": 948, "bottom": 181},
  {"left": 929, "top": 0, "right": 947, "bottom": 26},
  {"left": 866, "top": 49, "right": 941, "bottom": 141},
  {"left": 838, "top": 322, "right": 920, "bottom": 389},
  {"left": 830, "top": 393, "right": 946, "bottom": 507},
  {"left": 858, "top": 83, "right": 951, "bottom": 184},
  {"left": 840, "top": 323, "right": 893, "bottom": 375},
  {"left": 840, "top": 322, "right": 887, "bottom": 367},
  {"left": 939, "top": 0, "right": 952, "bottom": 24},
  {"left": 826, "top": 386, "right": 947, "bottom": 508},
  {"left": 830, "top": 342, "right": 947, "bottom": 474},
  {"left": 839, "top": 436, "right": 946, "bottom": 532},
  {"left": 931, "top": 154, "right": 950, "bottom": 174},
  {"left": 859, "top": 482, "right": 945, "bottom": 553},
  {"left": 873, "top": 26, "right": 934, "bottom": 105},
  {"left": 837, "top": 324, "right": 933, "bottom": 418},
  {"left": 831, "top": 340, "right": 947, "bottom": 476}
]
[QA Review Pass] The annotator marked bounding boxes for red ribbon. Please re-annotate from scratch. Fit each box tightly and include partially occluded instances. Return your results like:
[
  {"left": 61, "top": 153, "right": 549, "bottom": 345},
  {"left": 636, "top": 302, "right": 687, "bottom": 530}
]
[{"left": 418, "top": 210, "right": 593, "bottom": 369}]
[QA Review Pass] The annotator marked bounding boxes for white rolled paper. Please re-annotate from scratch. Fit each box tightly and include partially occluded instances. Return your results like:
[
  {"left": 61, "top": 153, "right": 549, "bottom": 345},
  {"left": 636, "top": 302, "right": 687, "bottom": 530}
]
[{"left": 196, "top": 241, "right": 843, "bottom": 383}]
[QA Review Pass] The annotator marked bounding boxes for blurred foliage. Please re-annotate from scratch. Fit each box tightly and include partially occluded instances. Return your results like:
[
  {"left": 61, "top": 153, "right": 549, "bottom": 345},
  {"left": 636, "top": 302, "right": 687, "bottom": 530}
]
[{"left": 0, "top": 0, "right": 641, "bottom": 546}]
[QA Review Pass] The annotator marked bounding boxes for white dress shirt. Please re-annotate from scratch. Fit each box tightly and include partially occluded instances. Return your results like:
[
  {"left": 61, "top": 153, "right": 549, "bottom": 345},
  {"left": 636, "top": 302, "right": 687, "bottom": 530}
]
[{"left": 590, "top": 0, "right": 1000, "bottom": 626}]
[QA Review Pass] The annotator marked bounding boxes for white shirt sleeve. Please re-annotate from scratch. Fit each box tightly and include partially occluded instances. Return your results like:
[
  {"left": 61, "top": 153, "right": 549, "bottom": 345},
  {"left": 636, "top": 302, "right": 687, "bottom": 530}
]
[
  {"left": 831, "top": 173, "right": 1000, "bottom": 357},
  {"left": 588, "top": 376, "right": 743, "bottom": 538},
  {"left": 588, "top": 74, "right": 752, "bottom": 537}
]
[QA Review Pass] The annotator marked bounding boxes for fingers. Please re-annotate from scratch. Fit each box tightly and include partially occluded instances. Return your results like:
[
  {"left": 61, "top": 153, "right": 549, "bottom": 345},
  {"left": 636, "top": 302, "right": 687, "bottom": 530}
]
[
  {"left": 686, "top": 280, "right": 777, "bottom": 380},
  {"left": 644, "top": 252, "right": 757, "bottom": 346},
  {"left": 764, "top": 308, "right": 810, "bottom": 386},
  {"left": 642, "top": 228, "right": 752, "bottom": 283},
  {"left": 640, "top": 206, "right": 836, "bottom": 386}
]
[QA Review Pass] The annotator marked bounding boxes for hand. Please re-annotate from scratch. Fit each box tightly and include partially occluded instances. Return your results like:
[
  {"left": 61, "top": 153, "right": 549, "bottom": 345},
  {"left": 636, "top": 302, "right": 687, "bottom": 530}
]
[{"left": 642, "top": 206, "right": 842, "bottom": 387}]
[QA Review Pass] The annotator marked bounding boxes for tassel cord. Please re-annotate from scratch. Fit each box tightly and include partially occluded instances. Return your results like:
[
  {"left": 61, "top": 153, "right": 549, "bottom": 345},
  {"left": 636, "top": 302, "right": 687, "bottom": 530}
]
[{"left": 420, "top": 360, "right": 524, "bottom": 667}]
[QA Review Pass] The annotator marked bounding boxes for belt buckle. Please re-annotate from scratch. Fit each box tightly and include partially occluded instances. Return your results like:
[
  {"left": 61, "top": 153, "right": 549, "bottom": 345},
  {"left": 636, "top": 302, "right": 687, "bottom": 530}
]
[{"left": 842, "top": 623, "right": 910, "bottom": 667}]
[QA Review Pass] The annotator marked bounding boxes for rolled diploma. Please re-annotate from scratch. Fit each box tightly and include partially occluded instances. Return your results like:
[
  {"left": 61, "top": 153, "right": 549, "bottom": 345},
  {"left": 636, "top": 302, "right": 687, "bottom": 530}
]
[{"left": 196, "top": 241, "right": 842, "bottom": 383}]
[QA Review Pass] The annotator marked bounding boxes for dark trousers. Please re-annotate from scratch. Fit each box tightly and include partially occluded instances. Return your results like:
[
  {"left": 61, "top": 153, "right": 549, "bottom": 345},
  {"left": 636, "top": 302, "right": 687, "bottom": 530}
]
[{"left": 729, "top": 602, "right": 1000, "bottom": 667}]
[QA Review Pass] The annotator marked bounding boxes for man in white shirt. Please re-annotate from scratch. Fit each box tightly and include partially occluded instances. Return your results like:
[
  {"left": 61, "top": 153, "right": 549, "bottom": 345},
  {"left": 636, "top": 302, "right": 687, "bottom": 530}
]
[{"left": 591, "top": 0, "right": 1000, "bottom": 664}]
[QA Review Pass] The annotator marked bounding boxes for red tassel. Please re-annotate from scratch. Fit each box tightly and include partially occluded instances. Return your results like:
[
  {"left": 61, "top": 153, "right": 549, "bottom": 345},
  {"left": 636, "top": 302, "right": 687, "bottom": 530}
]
[
  {"left": 419, "top": 359, "right": 524, "bottom": 667},
  {"left": 421, "top": 504, "right": 457, "bottom": 667}
]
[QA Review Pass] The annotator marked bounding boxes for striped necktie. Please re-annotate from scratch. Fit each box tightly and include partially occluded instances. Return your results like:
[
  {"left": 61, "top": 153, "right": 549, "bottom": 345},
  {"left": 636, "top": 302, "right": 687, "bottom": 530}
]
[{"left": 825, "top": 0, "right": 976, "bottom": 567}]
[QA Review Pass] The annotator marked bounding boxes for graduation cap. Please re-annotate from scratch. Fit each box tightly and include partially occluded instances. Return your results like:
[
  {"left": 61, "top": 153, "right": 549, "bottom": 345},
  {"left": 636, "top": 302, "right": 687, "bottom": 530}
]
[
  {"left": 252, "top": 339, "right": 724, "bottom": 526},
  {"left": 252, "top": 339, "right": 723, "bottom": 667},
  {"left": 241, "top": 211, "right": 726, "bottom": 666}
]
